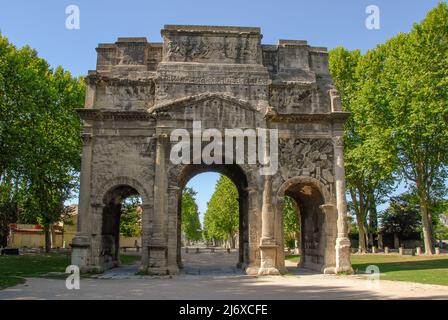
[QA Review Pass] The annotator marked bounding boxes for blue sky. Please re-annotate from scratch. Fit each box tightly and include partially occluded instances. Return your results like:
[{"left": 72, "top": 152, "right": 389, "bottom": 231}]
[
  {"left": 0, "top": 0, "right": 443, "bottom": 77},
  {"left": 0, "top": 0, "right": 443, "bottom": 219}
]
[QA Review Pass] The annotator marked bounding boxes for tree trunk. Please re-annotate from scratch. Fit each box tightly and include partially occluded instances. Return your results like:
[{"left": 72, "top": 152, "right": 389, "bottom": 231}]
[
  {"left": 350, "top": 186, "right": 368, "bottom": 253},
  {"left": 368, "top": 232, "right": 374, "bottom": 248},
  {"left": 44, "top": 224, "right": 51, "bottom": 253},
  {"left": 229, "top": 234, "right": 235, "bottom": 249},
  {"left": 378, "top": 233, "right": 383, "bottom": 250},
  {"left": 368, "top": 193, "right": 378, "bottom": 248},
  {"left": 357, "top": 217, "right": 367, "bottom": 253},
  {"left": 420, "top": 200, "right": 434, "bottom": 255}
]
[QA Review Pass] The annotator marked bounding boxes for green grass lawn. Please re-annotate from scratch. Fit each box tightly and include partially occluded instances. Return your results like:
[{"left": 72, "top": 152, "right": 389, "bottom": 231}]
[
  {"left": 285, "top": 254, "right": 448, "bottom": 286},
  {"left": 0, "top": 253, "right": 142, "bottom": 290}
]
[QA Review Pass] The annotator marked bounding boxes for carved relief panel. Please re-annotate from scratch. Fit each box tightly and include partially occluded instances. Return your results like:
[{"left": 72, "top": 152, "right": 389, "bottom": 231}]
[
  {"left": 94, "top": 78, "right": 155, "bottom": 110},
  {"left": 278, "top": 138, "right": 334, "bottom": 194},
  {"left": 161, "top": 25, "right": 261, "bottom": 64},
  {"left": 269, "top": 84, "right": 316, "bottom": 114}
]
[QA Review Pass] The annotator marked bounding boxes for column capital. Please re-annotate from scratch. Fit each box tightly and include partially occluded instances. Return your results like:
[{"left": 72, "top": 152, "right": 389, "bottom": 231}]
[
  {"left": 332, "top": 136, "right": 344, "bottom": 147},
  {"left": 319, "top": 203, "right": 337, "bottom": 212},
  {"left": 81, "top": 133, "right": 93, "bottom": 145},
  {"left": 154, "top": 132, "right": 170, "bottom": 140}
]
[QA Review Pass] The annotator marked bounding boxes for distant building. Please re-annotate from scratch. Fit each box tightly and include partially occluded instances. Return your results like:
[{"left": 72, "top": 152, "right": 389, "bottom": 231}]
[
  {"left": 7, "top": 205, "right": 141, "bottom": 249},
  {"left": 8, "top": 205, "right": 78, "bottom": 248}
]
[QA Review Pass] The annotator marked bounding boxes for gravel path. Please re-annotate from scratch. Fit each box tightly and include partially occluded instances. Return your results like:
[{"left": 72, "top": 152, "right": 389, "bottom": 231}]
[{"left": 1, "top": 251, "right": 447, "bottom": 300}]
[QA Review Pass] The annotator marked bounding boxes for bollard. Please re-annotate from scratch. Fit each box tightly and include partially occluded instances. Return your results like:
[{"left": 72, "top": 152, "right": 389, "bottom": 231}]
[
  {"left": 416, "top": 247, "right": 422, "bottom": 255},
  {"left": 195, "top": 248, "right": 200, "bottom": 254},
  {"left": 372, "top": 246, "right": 377, "bottom": 254},
  {"left": 227, "top": 248, "right": 230, "bottom": 254},
  {"left": 399, "top": 247, "right": 403, "bottom": 255},
  {"left": 435, "top": 247, "right": 441, "bottom": 255},
  {"left": 384, "top": 247, "right": 389, "bottom": 254}
]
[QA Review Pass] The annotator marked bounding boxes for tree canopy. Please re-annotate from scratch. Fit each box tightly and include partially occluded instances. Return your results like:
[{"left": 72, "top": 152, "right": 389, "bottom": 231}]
[
  {"left": 380, "top": 193, "right": 422, "bottom": 237},
  {"left": 119, "top": 195, "right": 142, "bottom": 238},
  {"left": 329, "top": 2, "right": 448, "bottom": 253},
  {"left": 181, "top": 187, "right": 202, "bottom": 242},
  {"left": 203, "top": 175, "right": 239, "bottom": 248},
  {"left": 283, "top": 196, "right": 300, "bottom": 249},
  {"left": 0, "top": 34, "right": 85, "bottom": 250}
]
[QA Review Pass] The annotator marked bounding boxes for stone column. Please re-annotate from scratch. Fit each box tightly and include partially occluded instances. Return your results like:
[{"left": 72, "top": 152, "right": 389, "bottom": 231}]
[
  {"left": 78, "top": 133, "right": 93, "bottom": 233},
  {"left": 71, "top": 133, "right": 93, "bottom": 270},
  {"left": 140, "top": 204, "right": 152, "bottom": 272},
  {"left": 153, "top": 133, "right": 168, "bottom": 242},
  {"left": 166, "top": 186, "right": 180, "bottom": 274},
  {"left": 258, "top": 175, "right": 280, "bottom": 275},
  {"left": 147, "top": 133, "right": 170, "bottom": 274},
  {"left": 333, "top": 136, "right": 353, "bottom": 274},
  {"left": 245, "top": 187, "right": 261, "bottom": 275},
  {"left": 320, "top": 203, "right": 338, "bottom": 274}
]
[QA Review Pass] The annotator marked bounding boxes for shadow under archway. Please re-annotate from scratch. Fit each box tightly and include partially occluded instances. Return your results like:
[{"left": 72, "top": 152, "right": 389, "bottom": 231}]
[
  {"left": 278, "top": 177, "right": 336, "bottom": 273},
  {"left": 101, "top": 185, "right": 142, "bottom": 269}
]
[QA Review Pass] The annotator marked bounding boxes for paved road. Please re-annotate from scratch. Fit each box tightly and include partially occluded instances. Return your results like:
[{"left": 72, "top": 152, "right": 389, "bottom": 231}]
[{"left": 1, "top": 251, "right": 448, "bottom": 300}]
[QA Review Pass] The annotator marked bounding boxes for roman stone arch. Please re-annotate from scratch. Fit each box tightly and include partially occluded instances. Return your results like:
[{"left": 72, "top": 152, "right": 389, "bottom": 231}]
[{"left": 72, "top": 25, "right": 353, "bottom": 276}]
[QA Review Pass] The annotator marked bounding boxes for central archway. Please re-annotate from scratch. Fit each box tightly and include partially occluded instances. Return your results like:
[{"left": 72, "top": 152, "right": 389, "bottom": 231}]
[{"left": 176, "top": 164, "right": 249, "bottom": 270}]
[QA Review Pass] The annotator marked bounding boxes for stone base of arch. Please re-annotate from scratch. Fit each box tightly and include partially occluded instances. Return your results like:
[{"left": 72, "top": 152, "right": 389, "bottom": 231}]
[
  {"left": 335, "top": 237, "right": 353, "bottom": 274},
  {"left": 257, "top": 244, "right": 282, "bottom": 275},
  {"left": 70, "top": 233, "right": 91, "bottom": 273}
]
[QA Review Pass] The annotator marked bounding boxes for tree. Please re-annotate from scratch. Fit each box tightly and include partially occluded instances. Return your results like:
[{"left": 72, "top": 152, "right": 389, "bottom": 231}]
[
  {"left": 0, "top": 178, "right": 19, "bottom": 247},
  {"left": 203, "top": 175, "right": 239, "bottom": 248},
  {"left": 380, "top": 193, "right": 422, "bottom": 238},
  {"left": 428, "top": 199, "right": 448, "bottom": 243},
  {"left": 119, "top": 195, "right": 142, "bottom": 238},
  {"left": 283, "top": 196, "right": 300, "bottom": 249},
  {"left": 329, "top": 3, "right": 448, "bottom": 254},
  {"left": 181, "top": 187, "right": 202, "bottom": 242},
  {"left": 0, "top": 34, "right": 85, "bottom": 252},
  {"left": 329, "top": 47, "right": 396, "bottom": 252},
  {"left": 377, "top": 3, "right": 448, "bottom": 254}
]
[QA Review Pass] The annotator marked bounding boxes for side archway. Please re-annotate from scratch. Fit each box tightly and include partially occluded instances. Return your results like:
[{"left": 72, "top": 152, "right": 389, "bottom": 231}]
[
  {"left": 92, "top": 176, "right": 151, "bottom": 271},
  {"left": 93, "top": 176, "right": 151, "bottom": 206},
  {"left": 276, "top": 176, "right": 337, "bottom": 272}
]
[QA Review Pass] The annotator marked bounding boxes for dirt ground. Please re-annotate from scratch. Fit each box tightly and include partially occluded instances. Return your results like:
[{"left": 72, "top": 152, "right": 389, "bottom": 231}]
[{"left": 1, "top": 250, "right": 447, "bottom": 300}]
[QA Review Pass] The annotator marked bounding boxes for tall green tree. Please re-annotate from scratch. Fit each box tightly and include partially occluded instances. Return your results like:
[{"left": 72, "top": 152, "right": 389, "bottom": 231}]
[
  {"left": 119, "top": 195, "right": 142, "bottom": 238},
  {"left": 283, "top": 196, "right": 300, "bottom": 249},
  {"left": 330, "top": 3, "right": 448, "bottom": 254},
  {"left": 0, "top": 34, "right": 85, "bottom": 251},
  {"left": 181, "top": 187, "right": 202, "bottom": 242},
  {"left": 203, "top": 175, "right": 239, "bottom": 248},
  {"left": 329, "top": 47, "right": 396, "bottom": 252},
  {"left": 378, "top": 3, "right": 448, "bottom": 254}
]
